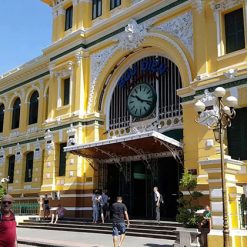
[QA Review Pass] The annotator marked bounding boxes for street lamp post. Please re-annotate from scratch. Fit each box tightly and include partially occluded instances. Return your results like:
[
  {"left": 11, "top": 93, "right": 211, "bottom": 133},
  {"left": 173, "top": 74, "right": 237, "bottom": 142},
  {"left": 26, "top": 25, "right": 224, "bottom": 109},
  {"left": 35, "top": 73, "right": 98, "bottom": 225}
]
[{"left": 194, "top": 87, "right": 238, "bottom": 247}]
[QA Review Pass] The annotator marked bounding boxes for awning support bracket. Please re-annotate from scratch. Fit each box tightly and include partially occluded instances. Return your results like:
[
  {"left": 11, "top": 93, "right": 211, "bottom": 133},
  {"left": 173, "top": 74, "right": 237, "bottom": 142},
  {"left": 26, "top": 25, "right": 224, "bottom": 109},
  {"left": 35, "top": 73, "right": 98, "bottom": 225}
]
[
  {"left": 121, "top": 142, "right": 151, "bottom": 170},
  {"left": 94, "top": 147, "right": 123, "bottom": 170},
  {"left": 156, "top": 139, "right": 183, "bottom": 166}
]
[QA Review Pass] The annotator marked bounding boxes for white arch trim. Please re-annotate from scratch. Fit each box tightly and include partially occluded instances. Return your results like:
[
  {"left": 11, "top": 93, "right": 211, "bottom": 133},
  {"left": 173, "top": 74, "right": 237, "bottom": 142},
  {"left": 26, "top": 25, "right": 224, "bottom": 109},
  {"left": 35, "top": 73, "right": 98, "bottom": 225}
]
[
  {"left": 8, "top": 95, "right": 21, "bottom": 109},
  {"left": 25, "top": 86, "right": 40, "bottom": 103},
  {"left": 104, "top": 33, "right": 192, "bottom": 130}
]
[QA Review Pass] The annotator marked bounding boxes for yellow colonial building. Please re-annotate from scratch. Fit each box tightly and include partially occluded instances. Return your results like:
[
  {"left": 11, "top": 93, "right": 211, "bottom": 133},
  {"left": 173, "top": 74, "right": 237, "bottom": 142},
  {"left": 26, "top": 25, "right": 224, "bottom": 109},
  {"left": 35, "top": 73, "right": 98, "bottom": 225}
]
[{"left": 0, "top": 0, "right": 247, "bottom": 246}]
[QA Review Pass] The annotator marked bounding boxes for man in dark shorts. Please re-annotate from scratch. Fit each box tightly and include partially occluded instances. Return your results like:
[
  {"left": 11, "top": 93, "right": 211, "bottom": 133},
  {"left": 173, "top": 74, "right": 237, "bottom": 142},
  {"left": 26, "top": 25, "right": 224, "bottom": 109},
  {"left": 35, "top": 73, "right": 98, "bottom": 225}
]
[
  {"left": 111, "top": 196, "right": 130, "bottom": 247},
  {"left": 0, "top": 194, "right": 17, "bottom": 247}
]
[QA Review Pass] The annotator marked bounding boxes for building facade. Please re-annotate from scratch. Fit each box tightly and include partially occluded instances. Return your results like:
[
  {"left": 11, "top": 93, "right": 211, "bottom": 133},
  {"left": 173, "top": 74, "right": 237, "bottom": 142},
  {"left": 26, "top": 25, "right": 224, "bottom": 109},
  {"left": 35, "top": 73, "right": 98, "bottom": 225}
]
[{"left": 0, "top": 0, "right": 247, "bottom": 244}]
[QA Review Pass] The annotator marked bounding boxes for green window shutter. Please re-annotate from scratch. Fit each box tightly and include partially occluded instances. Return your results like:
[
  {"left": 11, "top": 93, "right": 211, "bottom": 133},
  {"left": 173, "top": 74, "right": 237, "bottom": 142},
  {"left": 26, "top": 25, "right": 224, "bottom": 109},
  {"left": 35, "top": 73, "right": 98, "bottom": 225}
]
[
  {"left": 227, "top": 107, "right": 247, "bottom": 160},
  {"left": 225, "top": 8, "right": 245, "bottom": 54}
]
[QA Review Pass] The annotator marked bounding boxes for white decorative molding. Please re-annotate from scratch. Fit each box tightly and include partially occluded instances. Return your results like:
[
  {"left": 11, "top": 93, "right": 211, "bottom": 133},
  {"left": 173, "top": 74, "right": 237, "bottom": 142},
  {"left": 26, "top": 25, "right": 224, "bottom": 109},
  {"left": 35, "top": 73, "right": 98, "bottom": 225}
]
[
  {"left": 211, "top": 0, "right": 242, "bottom": 12},
  {"left": 148, "top": 32, "right": 192, "bottom": 82},
  {"left": 154, "top": 11, "right": 194, "bottom": 58},
  {"left": 75, "top": 51, "right": 83, "bottom": 65},
  {"left": 195, "top": 89, "right": 219, "bottom": 127},
  {"left": 87, "top": 44, "right": 118, "bottom": 113},
  {"left": 54, "top": 63, "right": 73, "bottom": 78},
  {"left": 67, "top": 124, "right": 77, "bottom": 146},
  {"left": 15, "top": 143, "right": 22, "bottom": 163},
  {"left": 0, "top": 147, "right": 5, "bottom": 166},
  {"left": 44, "top": 130, "right": 54, "bottom": 155},
  {"left": 132, "top": 0, "right": 143, "bottom": 4},
  {"left": 34, "top": 139, "right": 42, "bottom": 160},
  {"left": 117, "top": 19, "right": 148, "bottom": 51},
  {"left": 224, "top": 68, "right": 238, "bottom": 79},
  {"left": 191, "top": 0, "right": 204, "bottom": 13}
]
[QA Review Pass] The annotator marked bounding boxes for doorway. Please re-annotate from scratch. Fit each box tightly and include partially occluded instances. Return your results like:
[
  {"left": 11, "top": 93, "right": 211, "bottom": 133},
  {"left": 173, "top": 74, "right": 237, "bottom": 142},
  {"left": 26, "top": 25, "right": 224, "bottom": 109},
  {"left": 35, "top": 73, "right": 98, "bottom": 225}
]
[{"left": 104, "top": 157, "right": 181, "bottom": 220}]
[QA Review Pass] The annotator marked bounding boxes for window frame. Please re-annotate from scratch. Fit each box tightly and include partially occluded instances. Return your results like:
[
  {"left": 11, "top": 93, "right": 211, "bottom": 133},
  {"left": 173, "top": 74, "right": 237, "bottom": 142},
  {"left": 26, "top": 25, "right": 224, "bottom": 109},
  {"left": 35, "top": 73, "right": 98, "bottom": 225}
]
[
  {"left": 59, "top": 143, "right": 67, "bottom": 176},
  {"left": 92, "top": 0, "right": 102, "bottom": 20},
  {"left": 0, "top": 104, "right": 5, "bottom": 133},
  {"left": 25, "top": 152, "right": 34, "bottom": 183},
  {"left": 11, "top": 98, "right": 21, "bottom": 129},
  {"left": 8, "top": 155, "right": 15, "bottom": 184},
  {"left": 65, "top": 5, "right": 73, "bottom": 31},
  {"left": 63, "top": 77, "right": 70, "bottom": 106},
  {"left": 224, "top": 8, "right": 245, "bottom": 54},
  {"left": 110, "top": 0, "right": 121, "bottom": 10},
  {"left": 28, "top": 91, "right": 39, "bottom": 125}
]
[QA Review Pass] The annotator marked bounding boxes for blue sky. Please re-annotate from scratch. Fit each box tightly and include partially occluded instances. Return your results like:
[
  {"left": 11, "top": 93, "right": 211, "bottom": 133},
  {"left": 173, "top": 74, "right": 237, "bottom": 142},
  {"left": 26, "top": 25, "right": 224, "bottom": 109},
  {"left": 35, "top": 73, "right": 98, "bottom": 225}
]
[{"left": 0, "top": 0, "right": 52, "bottom": 75}]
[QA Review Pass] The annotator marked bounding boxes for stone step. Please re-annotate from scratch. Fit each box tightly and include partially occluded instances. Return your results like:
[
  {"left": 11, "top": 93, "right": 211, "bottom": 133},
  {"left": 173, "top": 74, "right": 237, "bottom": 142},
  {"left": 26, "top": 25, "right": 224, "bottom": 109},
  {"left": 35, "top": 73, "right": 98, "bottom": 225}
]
[
  {"left": 18, "top": 218, "right": 180, "bottom": 240},
  {"left": 18, "top": 225, "right": 176, "bottom": 241},
  {"left": 18, "top": 224, "right": 177, "bottom": 240},
  {"left": 22, "top": 219, "right": 177, "bottom": 231},
  {"left": 19, "top": 222, "right": 175, "bottom": 236}
]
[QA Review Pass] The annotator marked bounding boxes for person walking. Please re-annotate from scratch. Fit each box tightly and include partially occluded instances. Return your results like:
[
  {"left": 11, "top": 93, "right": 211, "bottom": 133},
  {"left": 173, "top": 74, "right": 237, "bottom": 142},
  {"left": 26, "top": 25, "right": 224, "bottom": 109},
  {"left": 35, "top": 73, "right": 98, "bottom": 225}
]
[
  {"left": 153, "top": 186, "right": 161, "bottom": 223},
  {"left": 101, "top": 190, "right": 110, "bottom": 222},
  {"left": 0, "top": 194, "right": 17, "bottom": 247},
  {"left": 111, "top": 196, "right": 130, "bottom": 247},
  {"left": 92, "top": 190, "right": 101, "bottom": 223}
]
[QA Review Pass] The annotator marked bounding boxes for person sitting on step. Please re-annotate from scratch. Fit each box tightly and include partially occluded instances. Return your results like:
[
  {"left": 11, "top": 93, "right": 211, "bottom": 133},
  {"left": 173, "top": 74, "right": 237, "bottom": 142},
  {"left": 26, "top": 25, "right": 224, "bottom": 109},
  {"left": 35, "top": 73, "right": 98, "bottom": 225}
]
[{"left": 50, "top": 204, "right": 65, "bottom": 224}]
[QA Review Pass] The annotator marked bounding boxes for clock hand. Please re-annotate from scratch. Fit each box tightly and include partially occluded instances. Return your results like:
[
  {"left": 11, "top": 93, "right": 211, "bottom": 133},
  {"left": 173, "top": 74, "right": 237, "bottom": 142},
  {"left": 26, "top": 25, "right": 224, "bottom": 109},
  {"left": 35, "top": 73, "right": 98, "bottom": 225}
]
[{"left": 131, "top": 95, "right": 144, "bottom": 102}]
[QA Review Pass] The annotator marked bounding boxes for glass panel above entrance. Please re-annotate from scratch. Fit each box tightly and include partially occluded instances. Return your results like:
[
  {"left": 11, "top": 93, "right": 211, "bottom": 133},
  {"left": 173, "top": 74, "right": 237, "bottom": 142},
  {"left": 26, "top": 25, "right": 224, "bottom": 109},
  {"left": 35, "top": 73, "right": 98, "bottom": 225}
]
[{"left": 65, "top": 131, "right": 183, "bottom": 164}]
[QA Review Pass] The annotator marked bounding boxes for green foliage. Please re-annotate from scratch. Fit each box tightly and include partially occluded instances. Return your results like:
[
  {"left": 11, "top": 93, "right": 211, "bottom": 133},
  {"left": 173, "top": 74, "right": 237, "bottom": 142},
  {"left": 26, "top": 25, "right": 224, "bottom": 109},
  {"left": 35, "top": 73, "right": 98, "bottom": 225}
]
[
  {"left": 0, "top": 185, "right": 6, "bottom": 201},
  {"left": 176, "top": 171, "right": 203, "bottom": 228}
]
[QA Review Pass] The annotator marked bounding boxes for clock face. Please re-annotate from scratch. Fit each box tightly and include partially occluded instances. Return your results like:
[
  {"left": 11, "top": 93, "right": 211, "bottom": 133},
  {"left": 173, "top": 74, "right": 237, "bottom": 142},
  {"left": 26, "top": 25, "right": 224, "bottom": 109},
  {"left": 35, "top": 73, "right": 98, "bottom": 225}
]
[{"left": 127, "top": 83, "right": 157, "bottom": 118}]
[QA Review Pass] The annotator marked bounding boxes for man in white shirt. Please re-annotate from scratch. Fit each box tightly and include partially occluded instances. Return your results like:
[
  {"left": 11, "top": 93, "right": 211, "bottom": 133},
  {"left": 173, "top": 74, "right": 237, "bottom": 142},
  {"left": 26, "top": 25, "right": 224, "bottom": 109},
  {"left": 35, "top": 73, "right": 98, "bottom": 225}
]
[{"left": 153, "top": 186, "right": 161, "bottom": 223}]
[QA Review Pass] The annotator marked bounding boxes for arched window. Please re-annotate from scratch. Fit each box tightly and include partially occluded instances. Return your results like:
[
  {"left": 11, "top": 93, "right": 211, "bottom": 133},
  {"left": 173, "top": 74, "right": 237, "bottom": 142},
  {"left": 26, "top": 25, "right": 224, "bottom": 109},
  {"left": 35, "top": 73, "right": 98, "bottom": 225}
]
[
  {"left": 25, "top": 152, "right": 34, "bottom": 182},
  {"left": 0, "top": 104, "right": 5, "bottom": 132},
  {"left": 8, "top": 155, "right": 15, "bottom": 184},
  {"left": 29, "top": 91, "right": 39, "bottom": 124},
  {"left": 12, "top": 98, "right": 21, "bottom": 129}
]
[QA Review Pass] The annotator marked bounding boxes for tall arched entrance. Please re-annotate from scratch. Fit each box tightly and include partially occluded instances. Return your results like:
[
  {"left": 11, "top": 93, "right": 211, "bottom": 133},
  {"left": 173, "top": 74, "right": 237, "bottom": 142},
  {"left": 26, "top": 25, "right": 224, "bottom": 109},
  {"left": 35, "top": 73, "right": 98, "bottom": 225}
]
[
  {"left": 100, "top": 55, "right": 183, "bottom": 220},
  {"left": 66, "top": 55, "right": 184, "bottom": 220}
]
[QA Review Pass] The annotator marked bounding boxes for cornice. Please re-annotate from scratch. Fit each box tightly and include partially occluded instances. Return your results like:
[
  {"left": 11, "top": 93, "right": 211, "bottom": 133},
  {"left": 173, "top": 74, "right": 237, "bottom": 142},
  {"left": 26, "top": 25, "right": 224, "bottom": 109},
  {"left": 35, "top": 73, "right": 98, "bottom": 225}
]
[{"left": 0, "top": 55, "right": 49, "bottom": 83}]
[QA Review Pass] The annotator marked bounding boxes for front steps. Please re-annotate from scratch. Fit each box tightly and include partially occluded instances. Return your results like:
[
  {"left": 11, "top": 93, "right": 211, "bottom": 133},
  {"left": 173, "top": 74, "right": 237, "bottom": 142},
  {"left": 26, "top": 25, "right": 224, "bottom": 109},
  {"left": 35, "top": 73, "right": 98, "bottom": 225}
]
[{"left": 18, "top": 218, "right": 181, "bottom": 240}]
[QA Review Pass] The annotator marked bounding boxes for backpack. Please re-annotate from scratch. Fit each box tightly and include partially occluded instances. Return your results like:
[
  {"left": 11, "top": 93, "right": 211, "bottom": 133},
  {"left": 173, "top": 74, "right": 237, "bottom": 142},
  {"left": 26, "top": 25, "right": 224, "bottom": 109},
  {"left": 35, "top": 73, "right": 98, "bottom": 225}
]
[{"left": 160, "top": 194, "right": 164, "bottom": 204}]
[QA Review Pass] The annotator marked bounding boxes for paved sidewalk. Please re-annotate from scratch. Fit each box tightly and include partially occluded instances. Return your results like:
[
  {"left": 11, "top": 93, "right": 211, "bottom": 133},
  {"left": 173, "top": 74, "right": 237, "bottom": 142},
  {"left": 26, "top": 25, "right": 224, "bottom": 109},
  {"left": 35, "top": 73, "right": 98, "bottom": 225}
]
[{"left": 17, "top": 228, "right": 175, "bottom": 247}]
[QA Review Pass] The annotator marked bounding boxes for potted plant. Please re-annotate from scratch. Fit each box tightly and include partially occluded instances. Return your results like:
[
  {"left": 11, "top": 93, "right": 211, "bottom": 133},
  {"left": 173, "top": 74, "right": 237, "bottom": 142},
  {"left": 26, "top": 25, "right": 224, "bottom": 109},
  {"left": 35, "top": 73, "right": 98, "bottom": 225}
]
[{"left": 174, "top": 171, "right": 203, "bottom": 247}]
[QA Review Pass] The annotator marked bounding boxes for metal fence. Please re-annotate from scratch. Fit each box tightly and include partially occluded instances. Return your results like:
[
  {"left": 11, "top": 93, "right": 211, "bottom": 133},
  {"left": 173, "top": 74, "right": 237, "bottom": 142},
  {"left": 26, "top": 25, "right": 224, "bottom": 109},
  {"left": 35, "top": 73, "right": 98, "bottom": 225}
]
[{"left": 12, "top": 202, "right": 39, "bottom": 215}]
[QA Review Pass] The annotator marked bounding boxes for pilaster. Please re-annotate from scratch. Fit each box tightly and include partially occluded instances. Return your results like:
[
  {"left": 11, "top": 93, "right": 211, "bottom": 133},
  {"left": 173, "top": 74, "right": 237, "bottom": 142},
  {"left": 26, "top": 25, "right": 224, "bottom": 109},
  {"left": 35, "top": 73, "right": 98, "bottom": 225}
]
[
  {"left": 200, "top": 155, "right": 244, "bottom": 246},
  {"left": 77, "top": 0, "right": 91, "bottom": 29}
]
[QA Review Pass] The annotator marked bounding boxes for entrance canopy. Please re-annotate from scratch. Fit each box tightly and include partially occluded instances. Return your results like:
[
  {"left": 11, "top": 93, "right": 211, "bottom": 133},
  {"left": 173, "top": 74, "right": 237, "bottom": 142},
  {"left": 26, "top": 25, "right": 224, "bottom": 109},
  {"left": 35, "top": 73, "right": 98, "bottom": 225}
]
[{"left": 65, "top": 131, "right": 183, "bottom": 164}]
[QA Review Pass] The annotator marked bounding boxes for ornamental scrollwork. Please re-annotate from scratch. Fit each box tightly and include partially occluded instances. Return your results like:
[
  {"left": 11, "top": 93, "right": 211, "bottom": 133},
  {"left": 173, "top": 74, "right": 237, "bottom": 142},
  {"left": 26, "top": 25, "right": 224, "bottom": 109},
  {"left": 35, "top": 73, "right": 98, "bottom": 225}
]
[{"left": 154, "top": 11, "right": 193, "bottom": 58}]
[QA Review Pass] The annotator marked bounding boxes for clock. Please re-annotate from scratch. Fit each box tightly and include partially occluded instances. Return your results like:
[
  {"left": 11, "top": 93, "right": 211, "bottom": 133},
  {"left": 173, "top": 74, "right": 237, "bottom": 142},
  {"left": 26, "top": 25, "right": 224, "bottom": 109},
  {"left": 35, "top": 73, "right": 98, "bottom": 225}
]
[{"left": 127, "top": 83, "right": 157, "bottom": 118}]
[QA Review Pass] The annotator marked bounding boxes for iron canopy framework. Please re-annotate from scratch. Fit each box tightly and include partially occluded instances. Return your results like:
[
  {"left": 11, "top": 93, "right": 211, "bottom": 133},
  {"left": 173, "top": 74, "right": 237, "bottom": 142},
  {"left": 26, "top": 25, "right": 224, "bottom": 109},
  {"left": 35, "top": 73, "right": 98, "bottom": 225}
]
[{"left": 64, "top": 131, "right": 183, "bottom": 165}]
